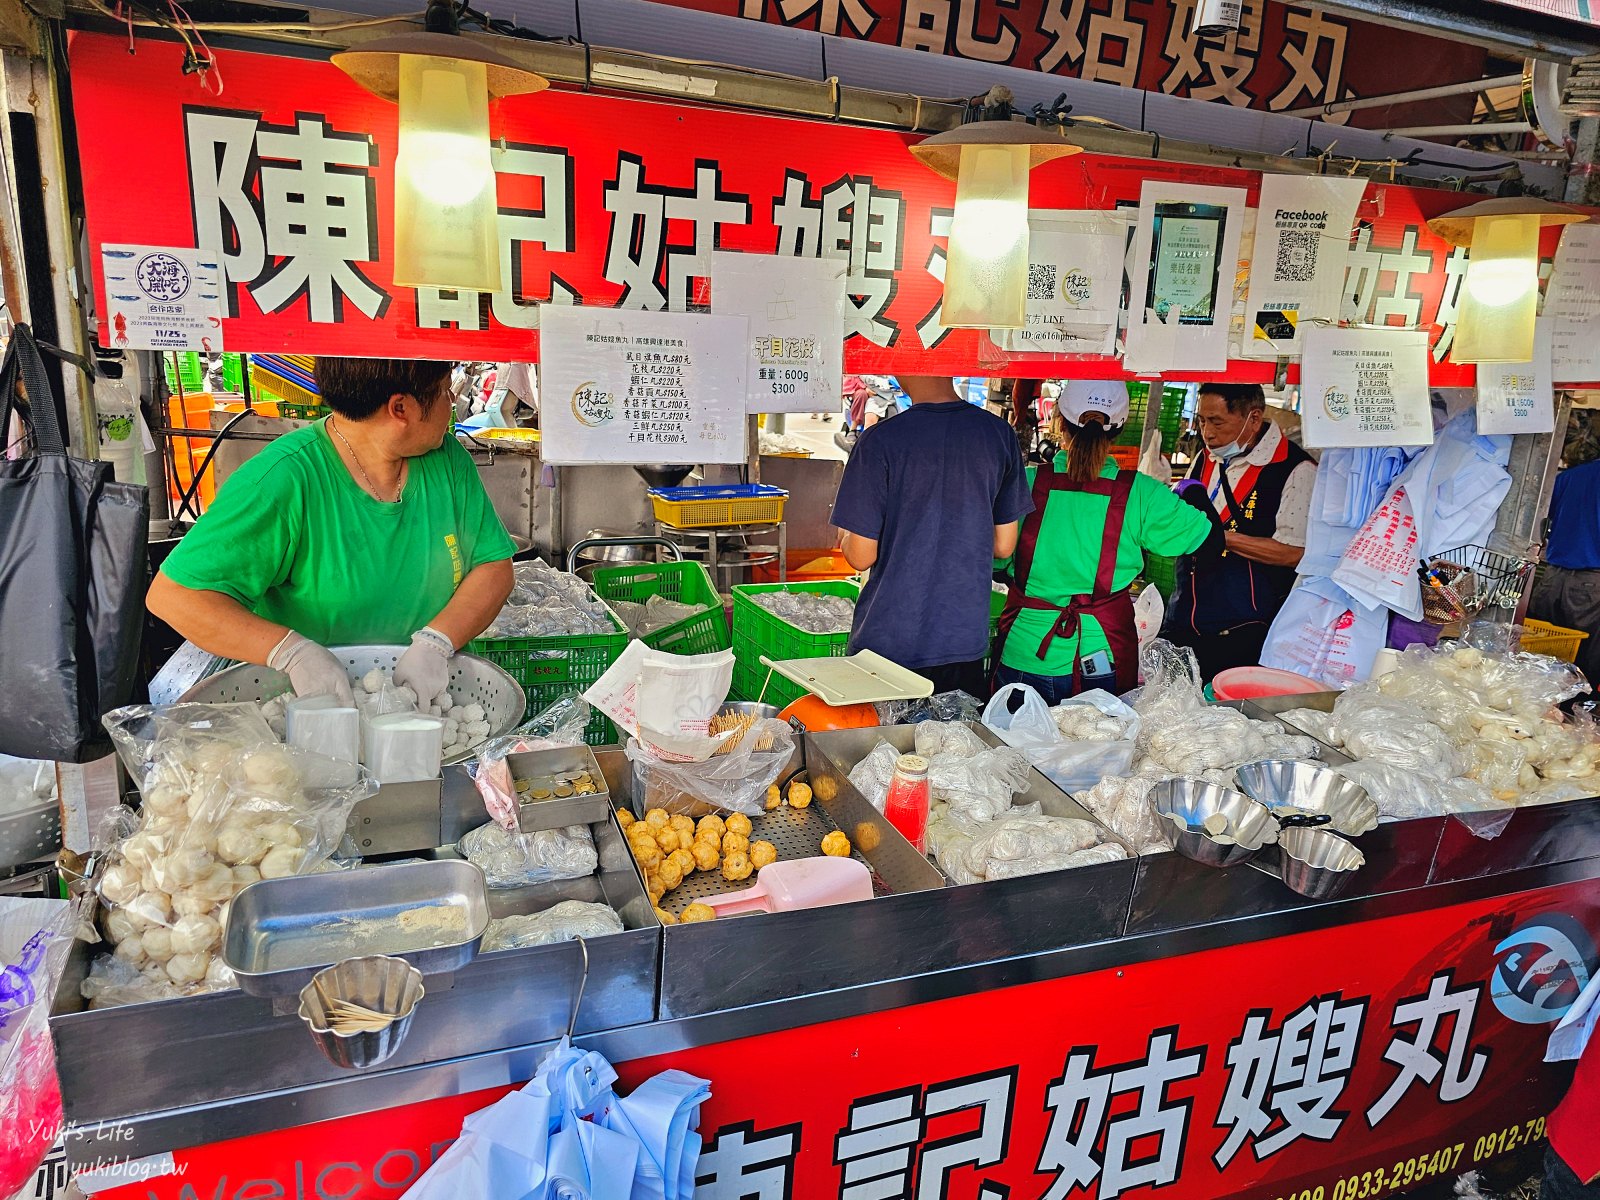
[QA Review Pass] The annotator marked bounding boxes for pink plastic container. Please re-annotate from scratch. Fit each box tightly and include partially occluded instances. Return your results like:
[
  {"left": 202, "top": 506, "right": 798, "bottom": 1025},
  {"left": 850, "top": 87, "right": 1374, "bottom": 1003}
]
[{"left": 1211, "top": 666, "right": 1325, "bottom": 702}]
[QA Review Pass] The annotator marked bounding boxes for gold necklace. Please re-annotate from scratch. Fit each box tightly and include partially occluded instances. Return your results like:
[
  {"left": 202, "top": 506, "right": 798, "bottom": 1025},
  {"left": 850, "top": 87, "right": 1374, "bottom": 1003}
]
[{"left": 329, "top": 416, "right": 404, "bottom": 503}]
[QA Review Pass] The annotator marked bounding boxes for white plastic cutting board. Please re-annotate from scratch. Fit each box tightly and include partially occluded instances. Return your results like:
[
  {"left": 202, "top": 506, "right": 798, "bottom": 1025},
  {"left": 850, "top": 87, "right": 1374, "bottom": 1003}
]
[{"left": 759, "top": 651, "right": 933, "bottom": 706}]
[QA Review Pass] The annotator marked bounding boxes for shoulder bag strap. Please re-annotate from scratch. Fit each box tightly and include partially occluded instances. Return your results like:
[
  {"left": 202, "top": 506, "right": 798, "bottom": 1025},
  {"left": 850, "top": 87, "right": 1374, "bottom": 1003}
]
[{"left": 0, "top": 325, "right": 67, "bottom": 457}]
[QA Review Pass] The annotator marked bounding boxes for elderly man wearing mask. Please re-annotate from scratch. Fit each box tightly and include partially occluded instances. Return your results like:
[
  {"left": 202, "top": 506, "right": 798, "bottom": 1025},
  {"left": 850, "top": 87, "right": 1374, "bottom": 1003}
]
[{"left": 1162, "top": 382, "right": 1316, "bottom": 681}]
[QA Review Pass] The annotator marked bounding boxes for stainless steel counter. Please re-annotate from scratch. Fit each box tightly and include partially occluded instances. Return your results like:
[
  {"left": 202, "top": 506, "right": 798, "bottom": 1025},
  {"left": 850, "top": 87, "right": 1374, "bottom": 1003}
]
[{"left": 50, "top": 727, "right": 1600, "bottom": 1167}]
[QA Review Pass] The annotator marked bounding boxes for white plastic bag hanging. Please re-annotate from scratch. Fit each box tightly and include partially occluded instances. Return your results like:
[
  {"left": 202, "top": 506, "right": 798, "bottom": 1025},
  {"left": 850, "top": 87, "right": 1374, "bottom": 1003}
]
[
  {"left": 982, "top": 685, "right": 1058, "bottom": 749},
  {"left": 1260, "top": 578, "right": 1386, "bottom": 687}
]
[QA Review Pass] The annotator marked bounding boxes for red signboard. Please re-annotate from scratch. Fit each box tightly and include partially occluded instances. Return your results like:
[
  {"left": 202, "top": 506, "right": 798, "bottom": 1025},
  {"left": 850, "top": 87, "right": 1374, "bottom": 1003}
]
[
  {"left": 83, "top": 882, "right": 1599, "bottom": 1200},
  {"left": 67, "top": 33, "right": 1571, "bottom": 384},
  {"left": 637, "top": 0, "right": 1486, "bottom": 128}
]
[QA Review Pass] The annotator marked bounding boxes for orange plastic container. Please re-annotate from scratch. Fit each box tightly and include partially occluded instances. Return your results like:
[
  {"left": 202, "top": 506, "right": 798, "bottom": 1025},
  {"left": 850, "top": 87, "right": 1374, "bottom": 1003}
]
[
  {"left": 752, "top": 551, "right": 858, "bottom": 585},
  {"left": 167, "top": 393, "right": 218, "bottom": 510}
]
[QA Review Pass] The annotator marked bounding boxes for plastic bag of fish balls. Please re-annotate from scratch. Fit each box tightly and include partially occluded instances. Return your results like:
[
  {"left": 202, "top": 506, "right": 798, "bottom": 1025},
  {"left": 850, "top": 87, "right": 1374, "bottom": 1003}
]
[{"left": 91, "top": 716, "right": 375, "bottom": 1008}]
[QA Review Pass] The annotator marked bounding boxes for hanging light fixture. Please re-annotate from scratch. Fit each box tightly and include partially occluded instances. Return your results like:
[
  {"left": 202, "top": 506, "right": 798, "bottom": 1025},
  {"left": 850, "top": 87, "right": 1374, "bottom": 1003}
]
[
  {"left": 333, "top": 3, "right": 548, "bottom": 293},
  {"left": 1426, "top": 196, "right": 1586, "bottom": 364},
  {"left": 1192, "top": 0, "right": 1243, "bottom": 38},
  {"left": 911, "top": 90, "right": 1082, "bottom": 330}
]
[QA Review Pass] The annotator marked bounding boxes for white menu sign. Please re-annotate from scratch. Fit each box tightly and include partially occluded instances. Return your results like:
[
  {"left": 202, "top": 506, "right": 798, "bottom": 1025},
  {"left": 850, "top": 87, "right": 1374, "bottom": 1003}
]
[
  {"left": 539, "top": 306, "right": 749, "bottom": 465},
  {"left": 709, "top": 252, "right": 846, "bottom": 414},
  {"left": 1547, "top": 223, "right": 1600, "bottom": 384},
  {"left": 1476, "top": 319, "right": 1555, "bottom": 435},
  {"left": 998, "top": 211, "right": 1126, "bottom": 356},
  {"left": 100, "top": 244, "right": 224, "bottom": 352},
  {"left": 1301, "top": 327, "right": 1434, "bottom": 448},
  {"left": 1241, "top": 175, "right": 1367, "bottom": 360}
]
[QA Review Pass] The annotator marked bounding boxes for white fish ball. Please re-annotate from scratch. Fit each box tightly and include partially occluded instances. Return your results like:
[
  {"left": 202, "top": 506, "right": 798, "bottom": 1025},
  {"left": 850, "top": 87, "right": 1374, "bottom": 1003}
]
[
  {"left": 141, "top": 926, "right": 174, "bottom": 962},
  {"left": 213, "top": 825, "right": 268, "bottom": 866},
  {"left": 165, "top": 952, "right": 210, "bottom": 985},
  {"left": 259, "top": 846, "right": 301, "bottom": 879},
  {"left": 171, "top": 913, "right": 221, "bottom": 956},
  {"left": 100, "top": 863, "right": 140, "bottom": 907}
]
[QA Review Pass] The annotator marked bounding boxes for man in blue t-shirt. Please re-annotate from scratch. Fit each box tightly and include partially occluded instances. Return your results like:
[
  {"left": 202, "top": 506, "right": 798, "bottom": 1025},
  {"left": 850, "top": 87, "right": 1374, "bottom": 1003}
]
[
  {"left": 831, "top": 376, "right": 1034, "bottom": 697},
  {"left": 1531, "top": 457, "right": 1600, "bottom": 690}
]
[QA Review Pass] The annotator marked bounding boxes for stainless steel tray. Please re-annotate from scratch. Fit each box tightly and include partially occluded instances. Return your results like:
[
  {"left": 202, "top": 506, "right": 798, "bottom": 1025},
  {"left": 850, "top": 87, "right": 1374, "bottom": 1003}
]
[
  {"left": 0, "top": 799, "right": 61, "bottom": 873},
  {"left": 223, "top": 860, "right": 491, "bottom": 998},
  {"left": 509, "top": 745, "right": 613, "bottom": 832}
]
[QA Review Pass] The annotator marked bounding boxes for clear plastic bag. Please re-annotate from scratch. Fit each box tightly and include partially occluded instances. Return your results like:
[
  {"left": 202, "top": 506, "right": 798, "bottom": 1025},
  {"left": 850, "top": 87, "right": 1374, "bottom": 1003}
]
[
  {"left": 625, "top": 719, "right": 795, "bottom": 816},
  {"left": 751, "top": 590, "right": 855, "bottom": 633},
  {"left": 458, "top": 821, "right": 597, "bottom": 888},
  {"left": 486, "top": 562, "right": 615, "bottom": 638},
  {"left": 932, "top": 747, "right": 1033, "bottom": 822},
  {"left": 1330, "top": 695, "right": 1463, "bottom": 779},
  {"left": 1074, "top": 772, "right": 1172, "bottom": 854},
  {"left": 481, "top": 900, "right": 623, "bottom": 952},
  {"left": 1333, "top": 761, "right": 1438, "bottom": 822},
  {"left": 1053, "top": 691, "right": 1142, "bottom": 743},
  {"left": 848, "top": 741, "right": 901, "bottom": 811},
  {"left": 957, "top": 810, "right": 1121, "bottom": 881},
  {"left": 0, "top": 898, "right": 74, "bottom": 1197},
  {"left": 913, "top": 720, "right": 988, "bottom": 760},
  {"left": 95, "top": 703, "right": 375, "bottom": 1001},
  {"left": 875, "top": 690, "right": 984, "bottom": 727}
]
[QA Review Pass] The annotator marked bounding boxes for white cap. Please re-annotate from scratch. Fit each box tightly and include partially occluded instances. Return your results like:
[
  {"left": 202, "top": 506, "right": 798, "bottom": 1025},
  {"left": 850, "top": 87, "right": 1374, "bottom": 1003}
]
[{"left": 1059, "top": 379, "right": 1130, "bottom": 429}]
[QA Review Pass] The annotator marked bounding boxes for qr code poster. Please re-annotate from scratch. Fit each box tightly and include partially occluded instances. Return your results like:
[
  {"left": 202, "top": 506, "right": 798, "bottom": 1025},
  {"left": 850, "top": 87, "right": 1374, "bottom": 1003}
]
[
  {"left": 999, "top": 212, "right": 1125, "bottom": 356},
  {"left": 1240, "top": 175, "right": 1367, "bottom": 361}
]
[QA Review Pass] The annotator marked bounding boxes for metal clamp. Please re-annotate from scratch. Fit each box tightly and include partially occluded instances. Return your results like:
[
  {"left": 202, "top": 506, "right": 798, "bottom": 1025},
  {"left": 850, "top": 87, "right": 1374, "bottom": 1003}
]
[
  {"left": 567, "top": 936, "right": 591, "bottom": 1042},
  {"left": 565, "top": 537, "right": 683, "bottom": 574}
]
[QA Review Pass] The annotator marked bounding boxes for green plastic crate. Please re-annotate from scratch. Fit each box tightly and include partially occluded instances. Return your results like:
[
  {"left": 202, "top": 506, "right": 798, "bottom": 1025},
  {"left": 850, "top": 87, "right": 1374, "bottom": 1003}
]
[
  {"left": 591, "top": 561, "right": 730, "bottom": 656},
  {"left": 161, "top": 351, "right": 245, "bottom": 394},
  {"left": 730, "top": 580, "right": 861, "bottom": 709},
  {"left": 466, "top": 608, "right": 629, "bottom": 745},
  {"left": 1118, "top": 382, "right": 1186, "bottom": 454},
  {"left": 1142, "top": 553, "right": 1178, "bottom": 602}
]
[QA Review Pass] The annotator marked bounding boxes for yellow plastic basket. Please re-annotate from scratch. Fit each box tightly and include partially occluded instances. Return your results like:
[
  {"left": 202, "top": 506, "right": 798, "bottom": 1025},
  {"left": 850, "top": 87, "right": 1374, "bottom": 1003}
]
[
  {"left": 649, "top": 485, "right": 788, "bottom": 529},
  {"left": 1520, "top": 618, "right": 1588, "bottom": 663}
]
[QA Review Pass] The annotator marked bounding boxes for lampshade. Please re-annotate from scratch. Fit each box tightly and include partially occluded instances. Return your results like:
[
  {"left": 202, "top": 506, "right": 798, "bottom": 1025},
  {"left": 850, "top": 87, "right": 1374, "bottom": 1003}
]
[
  {"left": 911, "top": 120, "right": 1081, "bottom": 329},
  {"left": 333, "top": 34, "right": 548, "bottom": 293},
  {"left": 1427, "top": 198, "right": 1586, "bottom": 365}
]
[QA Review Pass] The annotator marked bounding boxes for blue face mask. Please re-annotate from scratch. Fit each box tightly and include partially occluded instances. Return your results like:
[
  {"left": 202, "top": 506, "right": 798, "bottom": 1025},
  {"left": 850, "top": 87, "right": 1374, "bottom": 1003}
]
[{"left": 1210, "top": 415, "right": 1261, "bottom": 462}]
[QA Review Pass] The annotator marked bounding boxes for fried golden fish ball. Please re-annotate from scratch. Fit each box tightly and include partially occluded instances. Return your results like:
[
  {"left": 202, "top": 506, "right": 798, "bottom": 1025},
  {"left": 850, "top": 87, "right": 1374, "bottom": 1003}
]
[
  {"left": 721, "top": 850, "right": 752, "bottom": 882},
  {"left": 722, "top": 832, "right": 749, "bottom": 856},
  {"left": 765, "top": 785, "right": 782, "bottom": 811},
  {"left": 854, "top": 822, "right": 882, "bottom": 852},
  {"left": 691, "top": 840, "right": 721, "bottom": 872},
  {"left": 814, "top": 776, "right": 838, "bottom": 802},
  {"left": 668, "top": 848, "right": 696, "bottom": 876},
  {"left": 632, "top": 842, "right": 662, "bottom": 870},
  {"left": 696, "top": 815, "right": 726, "bottom": 842},
  {"left": 654, "top": 905, "right": 677, "bottom": 925},
  {"left": 820, "top": 830, "right": 851, "bottom": 857},
  {"left": 616, "top": 808, "right": 635, "bottom": 828},
  {"left": 658, "top": 859, "right": 684, "bottom": 889},
  {"left": 680, "top": 903, "right": 716, "bottom": 923},
  {"left": 788, "top": 782, "right": 813, "bottom": 809},
  {"left": 669, "top": 814, "right": 696, "bottom": 839},
  {"left": 656, "top": 828, "right": 683, "bottom": 853},
  {"left": 644, "top": 808, "right": 671, "bottom": 830},
  {"left": 725, "top": 812, "right": 753, "bottom": 837},
  {"left": 749, "top": 840, "right": 777, "bottom": 869}
]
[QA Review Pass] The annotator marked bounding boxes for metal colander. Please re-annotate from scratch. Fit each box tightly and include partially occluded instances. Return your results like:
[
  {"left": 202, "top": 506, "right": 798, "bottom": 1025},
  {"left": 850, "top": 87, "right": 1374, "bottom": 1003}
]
[{"left": 177, "top": 644, "right": 528, "bottom": 765}]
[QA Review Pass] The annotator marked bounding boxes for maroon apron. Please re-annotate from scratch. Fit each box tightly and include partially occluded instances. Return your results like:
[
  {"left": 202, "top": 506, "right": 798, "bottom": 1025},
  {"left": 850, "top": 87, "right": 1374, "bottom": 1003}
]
[{"left": 995, "top": 462, "right": 1141, "bottom": 694}]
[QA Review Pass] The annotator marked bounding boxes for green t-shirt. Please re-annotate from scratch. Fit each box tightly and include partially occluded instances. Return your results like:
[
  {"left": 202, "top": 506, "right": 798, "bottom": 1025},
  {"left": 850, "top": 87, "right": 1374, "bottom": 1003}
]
[
  {"left": 162, "top": 420, "right": 516, "bottom": 646},
  {"left": 1001, "top": 455, "right": 1209, "bottom": 676}
]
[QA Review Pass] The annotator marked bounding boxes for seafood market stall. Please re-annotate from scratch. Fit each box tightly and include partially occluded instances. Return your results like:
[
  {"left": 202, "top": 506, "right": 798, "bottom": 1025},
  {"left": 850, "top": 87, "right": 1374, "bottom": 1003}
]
[{"left": 50, "top": 641, "right": 1600, "bottom": 1200}]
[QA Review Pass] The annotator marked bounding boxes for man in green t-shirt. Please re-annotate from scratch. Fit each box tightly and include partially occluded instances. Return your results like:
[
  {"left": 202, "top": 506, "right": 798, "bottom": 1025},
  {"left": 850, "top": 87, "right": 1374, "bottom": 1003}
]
[{"left": 150, "top": 357, "right": 516, "bottom": 706}]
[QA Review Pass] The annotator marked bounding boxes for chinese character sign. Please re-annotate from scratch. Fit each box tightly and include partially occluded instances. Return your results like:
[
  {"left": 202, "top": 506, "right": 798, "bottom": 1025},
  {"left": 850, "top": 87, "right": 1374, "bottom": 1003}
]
[
  {"left": 100, "top": 243, "right": 224, "bottom": 352},
  {"left": 1477, "top": 318, "right": 1555, "bottom": 436},
  {"left": 1300, "top": 328, "right": 1434, "bottom": 449},
  {"left": 70, "top": 32, "right": 1589, "bottom": 384},
  {"left": 708, "top": 251, "right": 848, "bottom": 413}
]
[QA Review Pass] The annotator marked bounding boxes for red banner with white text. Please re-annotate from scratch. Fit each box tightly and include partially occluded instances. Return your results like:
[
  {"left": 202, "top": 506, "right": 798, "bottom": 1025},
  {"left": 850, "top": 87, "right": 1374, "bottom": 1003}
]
[
  {"left": 82, "top": 882, "right": 1600, "bottom": 1200},
  {"left": 67, "top": 32, "right": 1577, "bottom": 383}
]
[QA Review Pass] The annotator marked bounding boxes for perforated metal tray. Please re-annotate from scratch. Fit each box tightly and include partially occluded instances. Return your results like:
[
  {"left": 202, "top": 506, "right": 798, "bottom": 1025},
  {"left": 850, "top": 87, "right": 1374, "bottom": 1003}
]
[
  {"left": 0, "top": 800, "right": 61, "bottom": 873},
  {"left": 179, "top": 644, "right": 526, "bottom": 765}
]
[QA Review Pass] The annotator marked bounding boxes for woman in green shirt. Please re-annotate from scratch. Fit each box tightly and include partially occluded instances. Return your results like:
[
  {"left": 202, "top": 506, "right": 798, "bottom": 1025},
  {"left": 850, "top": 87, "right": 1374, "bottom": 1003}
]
[
  {"left": 994, "top": 380, "right": 1220, "bottom": 702},
  {"left": 149, "top": 357, "right": 516, "bottom": 707}
]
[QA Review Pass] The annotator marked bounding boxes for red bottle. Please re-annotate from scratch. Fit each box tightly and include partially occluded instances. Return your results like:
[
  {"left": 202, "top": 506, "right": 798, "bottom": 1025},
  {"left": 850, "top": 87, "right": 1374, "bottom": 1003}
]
[{"left": 883, "top": 753, "right": 931, "bottom": 853}]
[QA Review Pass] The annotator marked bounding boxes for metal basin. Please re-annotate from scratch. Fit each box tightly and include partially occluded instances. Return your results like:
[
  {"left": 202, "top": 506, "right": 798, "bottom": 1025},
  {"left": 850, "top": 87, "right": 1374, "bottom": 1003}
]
[
  {"left": 1278, "top": 825, "right": 1365, "bottom": 900},
  {"left": 1148, "top": 778, "right": 1279, "bottom": 869},
  {"left": 1235, "top": 760, "right": 1380, "bottom": 837}
]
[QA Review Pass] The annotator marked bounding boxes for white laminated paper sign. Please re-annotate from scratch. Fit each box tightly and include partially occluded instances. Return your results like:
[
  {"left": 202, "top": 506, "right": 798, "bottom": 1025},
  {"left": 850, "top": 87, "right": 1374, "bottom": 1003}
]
[
  {"left": 100, "top": 244, "right": 224, "bottom": 352},
  {"left": 1300, "top": 327, "right": 1433, "bottom": 449},
  {"left": 539, "top": 306, "right": 749, "bottom": 465},
  {"left": 998, "top": 211, "right": 1126, "bottom": 356},
  {"left": 1476, "top": 319, "right": 1555, "bottom": 435},
  {"left": 709, "top": 252, "right": 846, "bottom": 414},
  {"left": 1241, "top": 175, "right": 1367, "bottom": 360},
  {"left": 1547, "top": 224, "right": 1600, "bottom": 384},
  {"left": 1124, "top": 183, "right": 1248, "bottom": 373}
]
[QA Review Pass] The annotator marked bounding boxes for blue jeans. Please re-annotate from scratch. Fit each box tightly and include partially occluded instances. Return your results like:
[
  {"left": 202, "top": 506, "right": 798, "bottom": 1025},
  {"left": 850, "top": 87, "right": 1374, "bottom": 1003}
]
[{"left": 994, "top": 663, "right": 1118, "bottom": 705}]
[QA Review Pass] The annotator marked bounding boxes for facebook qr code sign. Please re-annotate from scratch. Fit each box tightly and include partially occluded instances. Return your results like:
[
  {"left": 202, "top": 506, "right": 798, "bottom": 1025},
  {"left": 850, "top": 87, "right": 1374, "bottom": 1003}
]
[
  {"left": 1028, "top": 263, "right": 1058, "bottom": 301},
  {"left": 136, "top": 252, "right": 192, "bottom": 301},
  {"left": 1276, "top": 229, "right": 1319, "bottom": 284}
]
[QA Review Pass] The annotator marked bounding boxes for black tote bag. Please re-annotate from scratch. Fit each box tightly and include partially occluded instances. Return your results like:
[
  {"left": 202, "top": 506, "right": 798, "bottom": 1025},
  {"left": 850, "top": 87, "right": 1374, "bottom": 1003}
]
[{"left": 0, "top": 325, "right": 148, "bottom": 761}]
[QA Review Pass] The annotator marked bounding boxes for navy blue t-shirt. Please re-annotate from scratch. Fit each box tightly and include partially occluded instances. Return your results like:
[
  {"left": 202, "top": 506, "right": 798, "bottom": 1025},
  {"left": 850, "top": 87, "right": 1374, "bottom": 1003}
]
[
  {"left": 1547, "top": 460, "right": 1600, "bottom": 571},
  {"left": 831, "top": 401, "right": 1033, "bottom": 669}
]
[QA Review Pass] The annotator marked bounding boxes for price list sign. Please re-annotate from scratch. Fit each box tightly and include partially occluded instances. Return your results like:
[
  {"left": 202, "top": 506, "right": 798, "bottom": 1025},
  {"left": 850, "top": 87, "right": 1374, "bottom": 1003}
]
[
  {"left": 539, "top": 306, "right": 749, "bottom": 465},
  {"left": 1301, "top": 327, "right": 1434, "bottom": 449}
]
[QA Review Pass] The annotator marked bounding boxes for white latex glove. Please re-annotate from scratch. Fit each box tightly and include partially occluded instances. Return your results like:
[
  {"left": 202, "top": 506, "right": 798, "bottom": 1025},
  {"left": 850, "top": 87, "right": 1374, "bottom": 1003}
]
[
  {"left": 394, "top": 626, "right": 454, "bottom": 710},
  {"left": 267, "top": 632, "right": 355, "bottom": 706}
]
